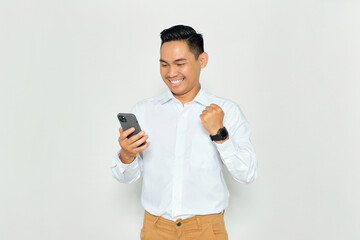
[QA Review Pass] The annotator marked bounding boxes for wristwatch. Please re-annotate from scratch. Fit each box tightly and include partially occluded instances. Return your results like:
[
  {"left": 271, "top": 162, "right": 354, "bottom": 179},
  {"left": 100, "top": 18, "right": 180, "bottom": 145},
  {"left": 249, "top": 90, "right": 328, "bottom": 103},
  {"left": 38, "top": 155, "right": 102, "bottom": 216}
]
[{"left": 210, "top": 127, "right": 228, "bottom": 141}]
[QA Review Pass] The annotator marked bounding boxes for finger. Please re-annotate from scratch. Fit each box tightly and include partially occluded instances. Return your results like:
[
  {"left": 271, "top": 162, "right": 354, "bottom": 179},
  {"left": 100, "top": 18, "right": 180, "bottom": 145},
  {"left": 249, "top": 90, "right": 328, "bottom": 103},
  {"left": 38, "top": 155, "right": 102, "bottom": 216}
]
[
  {"left": 131, "top": 134, "right": 149, "bottom": 148},
  {"left": 119, "top": 127, "right": 123, "bottom": 133},
  {"left": 211, "top": 104, "right": 222, "bottom": 111},
  {"left": 214, "top": 105, "right": 223, "bottom": 112},
  {"left": 128, "top": 131, "right": 145, "bottom": 144},
  {"left": 136, "top": 141, "right": 150, "bottom": 152},
  {"left": 120, "top": 127, "right": 135, "bottom": 140},
  {"left": 200, "top": 111, "right": 209, "bottom": 119},
  {"left": 203, "top": 108, "right": 211, "bottom": 113},
  {"left": 206, "top": 106, "right": 215, "bottom": 111}
]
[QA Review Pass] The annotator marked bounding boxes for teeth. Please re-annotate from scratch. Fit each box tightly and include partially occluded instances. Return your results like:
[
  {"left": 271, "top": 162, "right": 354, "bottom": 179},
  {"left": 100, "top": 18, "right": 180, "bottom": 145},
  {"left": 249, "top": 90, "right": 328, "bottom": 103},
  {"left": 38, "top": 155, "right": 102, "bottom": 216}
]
[{"left": 170, "top": 78, "right": 184, "bottom": 84}]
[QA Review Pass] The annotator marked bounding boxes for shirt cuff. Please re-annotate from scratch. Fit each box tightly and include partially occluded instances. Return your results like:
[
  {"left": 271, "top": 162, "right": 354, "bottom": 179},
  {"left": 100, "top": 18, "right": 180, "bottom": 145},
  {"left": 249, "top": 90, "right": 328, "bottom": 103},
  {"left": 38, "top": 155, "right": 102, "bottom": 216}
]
[
  {"left": 112, "top": 151, "right": 139, "bottom": 174},
  {"left": 214, "top": 138, "right": 237, "bottom": 159}
]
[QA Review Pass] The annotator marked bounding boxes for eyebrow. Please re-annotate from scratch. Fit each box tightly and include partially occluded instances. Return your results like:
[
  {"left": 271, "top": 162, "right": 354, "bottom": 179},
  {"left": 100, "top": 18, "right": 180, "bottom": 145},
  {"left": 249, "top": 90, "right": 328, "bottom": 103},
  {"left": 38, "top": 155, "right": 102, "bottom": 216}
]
[{"left": 159, "top": 58, "right": 187, "bottom": 64}]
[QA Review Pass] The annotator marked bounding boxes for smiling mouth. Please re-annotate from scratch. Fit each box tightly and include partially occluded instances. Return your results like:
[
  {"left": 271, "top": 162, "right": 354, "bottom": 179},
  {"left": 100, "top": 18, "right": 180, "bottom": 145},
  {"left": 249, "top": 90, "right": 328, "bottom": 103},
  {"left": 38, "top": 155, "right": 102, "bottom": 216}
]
[{"left": 169, "top": 78, "right": 184, "bottom": 86}]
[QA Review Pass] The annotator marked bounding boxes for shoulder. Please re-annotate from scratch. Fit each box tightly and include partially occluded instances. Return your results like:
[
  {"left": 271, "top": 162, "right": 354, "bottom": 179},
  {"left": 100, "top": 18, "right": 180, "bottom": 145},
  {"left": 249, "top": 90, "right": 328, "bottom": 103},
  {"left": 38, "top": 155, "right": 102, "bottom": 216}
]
[
  {"left": 131, "top": 91, "right": 168, "bottom": 111},
  {"left": 207, "top": 93, "right": 247, "bottom": 126},
  {"left": 205, "top": 91, "right": 242, "bottom": 112},
  {"left": 204, "top": 91, "right": 247, "bottom": 123}
]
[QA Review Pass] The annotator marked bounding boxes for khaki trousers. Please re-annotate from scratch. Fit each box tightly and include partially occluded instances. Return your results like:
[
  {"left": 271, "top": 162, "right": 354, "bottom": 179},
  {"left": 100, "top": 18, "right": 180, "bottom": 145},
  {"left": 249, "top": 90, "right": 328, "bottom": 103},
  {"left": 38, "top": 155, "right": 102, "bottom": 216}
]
[{"left": 140, "top": 210, "right": 228, "bottom": 240}]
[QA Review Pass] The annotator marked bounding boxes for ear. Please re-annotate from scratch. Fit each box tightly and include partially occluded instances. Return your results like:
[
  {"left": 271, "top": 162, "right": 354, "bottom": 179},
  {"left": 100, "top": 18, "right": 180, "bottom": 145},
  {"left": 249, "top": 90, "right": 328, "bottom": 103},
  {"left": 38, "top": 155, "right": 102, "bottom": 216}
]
[{"left": 199, "top": 52, "right": 208, "bottom": 68}]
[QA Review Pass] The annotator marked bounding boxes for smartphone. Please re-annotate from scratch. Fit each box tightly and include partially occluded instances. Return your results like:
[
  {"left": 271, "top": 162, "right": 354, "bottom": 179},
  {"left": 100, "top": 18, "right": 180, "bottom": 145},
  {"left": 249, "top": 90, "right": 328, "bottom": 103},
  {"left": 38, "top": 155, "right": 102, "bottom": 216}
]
[{"left": 117, "top": 113, "right": 146, "bottom": 147}]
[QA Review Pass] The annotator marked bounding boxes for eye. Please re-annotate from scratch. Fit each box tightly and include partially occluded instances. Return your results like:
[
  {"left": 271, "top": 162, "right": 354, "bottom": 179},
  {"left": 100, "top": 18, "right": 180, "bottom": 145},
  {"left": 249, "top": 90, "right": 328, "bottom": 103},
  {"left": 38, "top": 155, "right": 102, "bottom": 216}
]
[
  {"left": 161, "top": 64, "right": 168, "bottom": 67},
  {"left": 177, "top": 63, "right": 185, "bottom": 66}
]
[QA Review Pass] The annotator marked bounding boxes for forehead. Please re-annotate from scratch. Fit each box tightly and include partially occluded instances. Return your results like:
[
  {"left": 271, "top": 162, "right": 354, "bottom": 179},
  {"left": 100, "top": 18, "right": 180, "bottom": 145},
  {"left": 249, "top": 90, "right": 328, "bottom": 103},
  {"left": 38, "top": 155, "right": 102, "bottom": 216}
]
[{"left": 160, "top": 40, "right": 195, "bottom": 61}]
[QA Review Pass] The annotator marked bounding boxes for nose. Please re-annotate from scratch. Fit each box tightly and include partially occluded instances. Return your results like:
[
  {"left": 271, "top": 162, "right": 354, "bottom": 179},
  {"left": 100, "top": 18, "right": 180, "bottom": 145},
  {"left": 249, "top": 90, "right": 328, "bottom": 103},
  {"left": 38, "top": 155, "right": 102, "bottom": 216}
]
[{"left": 167, "top": 65, "right": 178, "bottom": 78}]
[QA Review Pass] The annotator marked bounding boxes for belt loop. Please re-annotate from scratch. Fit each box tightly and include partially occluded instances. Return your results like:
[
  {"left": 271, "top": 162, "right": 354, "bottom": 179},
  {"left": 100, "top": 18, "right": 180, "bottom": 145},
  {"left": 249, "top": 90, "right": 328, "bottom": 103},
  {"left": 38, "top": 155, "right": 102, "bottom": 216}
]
[
  {"left": 196, "top": 216, "right": 201, "bottom": 230},
  {"left": 153, "top": 216, "right": 160, "bottom": 225}
]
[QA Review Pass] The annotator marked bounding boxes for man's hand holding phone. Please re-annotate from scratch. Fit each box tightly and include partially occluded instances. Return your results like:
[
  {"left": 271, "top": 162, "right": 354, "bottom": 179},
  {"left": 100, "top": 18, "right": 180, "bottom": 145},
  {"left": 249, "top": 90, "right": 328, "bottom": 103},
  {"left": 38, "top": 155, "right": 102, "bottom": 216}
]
[{"left": 118, "top": 127, "right": 150, "bottom": 164}]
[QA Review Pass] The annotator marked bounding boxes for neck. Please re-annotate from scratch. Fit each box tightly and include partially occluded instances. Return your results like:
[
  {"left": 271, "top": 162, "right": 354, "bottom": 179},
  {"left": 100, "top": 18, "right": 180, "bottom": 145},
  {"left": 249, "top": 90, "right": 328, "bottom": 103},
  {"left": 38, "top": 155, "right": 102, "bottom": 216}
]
[{"left": 173, "top": 83, "right": 201, "bottom": 106}]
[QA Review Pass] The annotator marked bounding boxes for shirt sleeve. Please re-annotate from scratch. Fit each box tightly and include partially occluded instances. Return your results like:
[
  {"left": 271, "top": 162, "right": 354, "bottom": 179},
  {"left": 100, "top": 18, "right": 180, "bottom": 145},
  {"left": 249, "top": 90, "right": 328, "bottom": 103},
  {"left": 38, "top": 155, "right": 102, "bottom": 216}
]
[
  {"left": 110, "top": 104, "right": 143, "bottom": 184},
  {"left": 214, "top": 103, "right": 257, "bottom": 184}
]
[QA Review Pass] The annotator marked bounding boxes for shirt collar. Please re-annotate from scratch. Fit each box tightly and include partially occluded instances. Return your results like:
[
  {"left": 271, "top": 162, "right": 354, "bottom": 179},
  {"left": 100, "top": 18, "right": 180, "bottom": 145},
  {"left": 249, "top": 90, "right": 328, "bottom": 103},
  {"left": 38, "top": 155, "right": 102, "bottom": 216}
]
[
  {"left": 160, "top": 85, "right": 211, "bottom": 106},
  {"left": 192, "top": 86, "right": 211, "bottom": 106},
  {"left": 159, "top": 89, "right": 175, "bottom": 105}
]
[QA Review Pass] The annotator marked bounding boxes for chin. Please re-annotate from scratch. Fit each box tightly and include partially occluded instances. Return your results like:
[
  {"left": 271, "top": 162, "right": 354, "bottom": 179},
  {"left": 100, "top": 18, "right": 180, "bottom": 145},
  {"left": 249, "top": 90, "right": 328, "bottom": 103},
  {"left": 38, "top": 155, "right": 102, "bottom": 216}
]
[{"left": 167, "top": 83, "right": 183, "bottom": 91}]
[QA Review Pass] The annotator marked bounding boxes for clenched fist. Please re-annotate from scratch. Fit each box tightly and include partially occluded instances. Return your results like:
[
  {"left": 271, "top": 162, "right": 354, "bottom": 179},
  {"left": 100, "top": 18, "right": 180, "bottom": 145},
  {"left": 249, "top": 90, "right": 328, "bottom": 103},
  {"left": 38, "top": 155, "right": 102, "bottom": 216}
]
[{"left": 200, "top": 104, "right": 225, "bottom": 136}]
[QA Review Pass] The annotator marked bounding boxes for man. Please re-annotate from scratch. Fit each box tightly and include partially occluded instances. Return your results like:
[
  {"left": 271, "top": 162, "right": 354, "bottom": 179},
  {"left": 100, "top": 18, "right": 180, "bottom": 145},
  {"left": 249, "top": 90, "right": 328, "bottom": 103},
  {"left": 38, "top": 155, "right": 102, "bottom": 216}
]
[{"left": 111, "top": 25, "right": 257, "bottom": 240}]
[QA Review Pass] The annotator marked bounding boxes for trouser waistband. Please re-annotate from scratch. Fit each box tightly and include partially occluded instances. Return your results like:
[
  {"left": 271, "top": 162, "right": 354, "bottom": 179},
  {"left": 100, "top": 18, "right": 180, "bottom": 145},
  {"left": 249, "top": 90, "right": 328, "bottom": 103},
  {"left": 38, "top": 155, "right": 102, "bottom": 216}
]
[{"left": 144, "top": 210, "right": 225, "bottom": 232}]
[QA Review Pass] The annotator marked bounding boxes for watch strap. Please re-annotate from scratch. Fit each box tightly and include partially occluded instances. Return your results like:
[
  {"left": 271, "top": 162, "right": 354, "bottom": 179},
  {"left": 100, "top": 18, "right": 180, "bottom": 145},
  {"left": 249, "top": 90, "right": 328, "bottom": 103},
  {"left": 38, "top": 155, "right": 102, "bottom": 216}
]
[{"left": 210, "top": 127, "right": 228, "bottom": 141}]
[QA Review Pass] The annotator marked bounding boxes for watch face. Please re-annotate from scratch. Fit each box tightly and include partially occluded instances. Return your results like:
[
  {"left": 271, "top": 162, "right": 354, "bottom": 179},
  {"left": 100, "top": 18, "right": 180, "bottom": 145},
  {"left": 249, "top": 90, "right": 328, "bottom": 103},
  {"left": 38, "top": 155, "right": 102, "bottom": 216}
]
[{"left": 210, "top": 127, "right": 228, "bottom": 141}]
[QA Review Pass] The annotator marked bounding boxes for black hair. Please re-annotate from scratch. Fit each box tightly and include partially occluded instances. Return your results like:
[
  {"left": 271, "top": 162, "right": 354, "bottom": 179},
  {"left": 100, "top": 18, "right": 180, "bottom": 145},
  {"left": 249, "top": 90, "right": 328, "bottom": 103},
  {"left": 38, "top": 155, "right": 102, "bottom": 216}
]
[{"left": 160, "top": 25, "right": 204, "bottom": 59}]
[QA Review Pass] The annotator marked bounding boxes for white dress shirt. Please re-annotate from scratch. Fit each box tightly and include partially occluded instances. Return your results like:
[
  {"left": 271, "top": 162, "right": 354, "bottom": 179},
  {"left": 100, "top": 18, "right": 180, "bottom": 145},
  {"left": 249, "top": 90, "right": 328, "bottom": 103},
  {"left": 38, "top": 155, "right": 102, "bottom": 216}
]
[{"left": 111, "top": 86, "right": 257, "bottom": 221}]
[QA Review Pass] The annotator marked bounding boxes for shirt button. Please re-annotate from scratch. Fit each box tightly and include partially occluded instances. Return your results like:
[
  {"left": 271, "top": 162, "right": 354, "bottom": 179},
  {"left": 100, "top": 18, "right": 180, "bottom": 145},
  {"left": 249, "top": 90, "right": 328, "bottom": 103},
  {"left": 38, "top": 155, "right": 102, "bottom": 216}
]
[{"left": 177, "top": 222, "right": 181, "bottom": 227}]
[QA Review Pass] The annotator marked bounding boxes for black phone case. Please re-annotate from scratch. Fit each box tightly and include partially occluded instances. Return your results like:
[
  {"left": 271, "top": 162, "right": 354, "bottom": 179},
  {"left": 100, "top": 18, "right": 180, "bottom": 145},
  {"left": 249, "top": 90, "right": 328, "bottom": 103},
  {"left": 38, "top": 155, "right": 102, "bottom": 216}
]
[{"left": 117, "top": 113, "right": 146, "bottom": 147}]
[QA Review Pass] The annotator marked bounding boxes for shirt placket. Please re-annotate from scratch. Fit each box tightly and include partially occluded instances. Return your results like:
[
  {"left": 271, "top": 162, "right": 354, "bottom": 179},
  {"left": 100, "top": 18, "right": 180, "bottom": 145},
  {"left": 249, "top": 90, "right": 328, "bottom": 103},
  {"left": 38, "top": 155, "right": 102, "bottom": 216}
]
[{"left": 171, "top": 103, "right": 188, "bottom": 218}]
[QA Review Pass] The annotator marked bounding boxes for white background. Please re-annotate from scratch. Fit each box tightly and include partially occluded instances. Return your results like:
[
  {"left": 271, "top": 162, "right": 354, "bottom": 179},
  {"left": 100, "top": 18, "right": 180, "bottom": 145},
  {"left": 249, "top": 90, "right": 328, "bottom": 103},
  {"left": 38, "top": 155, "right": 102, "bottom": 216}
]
[{"left": 1, "top": 0, "right": 359, "bottom": 239}]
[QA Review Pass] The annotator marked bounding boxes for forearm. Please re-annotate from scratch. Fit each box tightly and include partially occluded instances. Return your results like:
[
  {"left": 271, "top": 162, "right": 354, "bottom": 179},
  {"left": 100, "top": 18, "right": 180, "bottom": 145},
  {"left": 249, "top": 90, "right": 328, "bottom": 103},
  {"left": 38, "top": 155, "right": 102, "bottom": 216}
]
[{"left": 216, "top": 138, "right": 257, "bottom": 183}]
